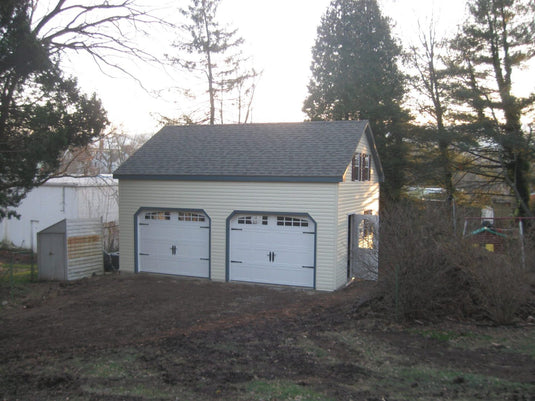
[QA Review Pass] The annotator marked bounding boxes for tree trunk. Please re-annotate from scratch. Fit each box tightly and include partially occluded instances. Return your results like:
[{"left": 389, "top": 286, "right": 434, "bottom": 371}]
[{"left": 201, "top": 0, "right": 216, "bottom": 125}]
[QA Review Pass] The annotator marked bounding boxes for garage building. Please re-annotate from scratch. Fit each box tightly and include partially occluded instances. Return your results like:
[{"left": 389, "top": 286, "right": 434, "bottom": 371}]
[{"left": 113, "top": 121, "right": 383, "bottom": 291}]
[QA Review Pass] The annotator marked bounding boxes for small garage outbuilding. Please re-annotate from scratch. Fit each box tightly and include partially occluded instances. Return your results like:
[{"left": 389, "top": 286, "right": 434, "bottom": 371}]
[
  {"left": 114, "top": 121, "right": 383, "bottom": 291},
  {"left": 37, "top": 218, "right": 103, "bottom": 281}
]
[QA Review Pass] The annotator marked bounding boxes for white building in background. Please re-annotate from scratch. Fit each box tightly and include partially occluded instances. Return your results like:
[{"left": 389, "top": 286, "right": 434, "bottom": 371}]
[{"left": 0, "top": 175, "right": 118, "bottom": 251}]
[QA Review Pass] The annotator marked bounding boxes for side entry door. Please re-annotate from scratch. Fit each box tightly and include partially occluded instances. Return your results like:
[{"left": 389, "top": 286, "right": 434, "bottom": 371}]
[{"left": 349, "top": 214, "right": 379, "bottom": 280}]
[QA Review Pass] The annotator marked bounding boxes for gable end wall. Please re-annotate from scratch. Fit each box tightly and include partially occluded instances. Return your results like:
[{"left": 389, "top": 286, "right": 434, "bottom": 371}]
[{"left": 335, "top": 135, "right": 380, "bottom": 288}]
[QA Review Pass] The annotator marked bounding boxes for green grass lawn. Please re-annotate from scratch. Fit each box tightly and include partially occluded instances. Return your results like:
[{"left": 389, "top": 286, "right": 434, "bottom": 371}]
[{"left": 0, "top": 262, "right": 34, "bottom": 283}]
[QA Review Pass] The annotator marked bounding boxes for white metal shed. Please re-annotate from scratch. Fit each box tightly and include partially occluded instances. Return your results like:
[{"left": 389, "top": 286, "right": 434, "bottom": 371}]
[
  {"left": 37, "top": 219, "right": 103, "bottom": 281},
  {"left": 0, "top": 175, "right": 117, "bottom": 251}
]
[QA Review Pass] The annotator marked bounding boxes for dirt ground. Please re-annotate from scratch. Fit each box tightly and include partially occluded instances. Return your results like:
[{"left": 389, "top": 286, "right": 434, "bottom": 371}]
[{"left": 1, "top": 272, "right": 534, "bottom": 401}]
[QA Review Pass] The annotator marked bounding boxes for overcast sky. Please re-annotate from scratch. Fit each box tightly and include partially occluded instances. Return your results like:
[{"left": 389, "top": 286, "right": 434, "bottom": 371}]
[{"left": 62, "top": 0, "right": 474, "bottom": 136}]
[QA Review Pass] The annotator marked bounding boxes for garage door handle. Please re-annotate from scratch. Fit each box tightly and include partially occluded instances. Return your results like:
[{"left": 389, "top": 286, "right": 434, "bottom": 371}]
[
  {"left": 171, "top": 245, "right": 177, "bottom": 255},
  {"left": 139, "top": 252, "right": 149, "bottom": 256},
  {"left": 302, "top": 266, "right": 314, "bottom": 269},
  {"left": 272, "top": 252, "right": 276, "bottom": 262},
  {"left": 231, "top": 260, "right": 243, "bottom": 263}
]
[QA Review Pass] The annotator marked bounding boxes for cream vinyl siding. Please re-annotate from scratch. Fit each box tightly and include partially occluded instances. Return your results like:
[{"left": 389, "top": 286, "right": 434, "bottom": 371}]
[
  {"left": 335, "top": 136, "right": 380, "bottom": 288},
  {"left": 118, "top": 180, "right": 339, "bottom": 291}
]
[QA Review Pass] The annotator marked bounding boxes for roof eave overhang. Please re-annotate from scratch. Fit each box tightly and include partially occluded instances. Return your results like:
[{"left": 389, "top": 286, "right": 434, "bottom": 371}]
[
  {"left": 363, "top": 123, "right": 385, "bottom": 182},
  {"left": 112, "top": 174, "right": 342, "bottom": 183}
]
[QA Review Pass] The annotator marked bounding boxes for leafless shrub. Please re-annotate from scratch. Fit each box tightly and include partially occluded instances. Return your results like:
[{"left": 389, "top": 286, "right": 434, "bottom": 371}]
[
  {"left": 376, "top": 200, "right": 532, "bottom": 324},
  {"left": 463, "top": 251, "right": 531, "bottom": 324},
  {"left": 377, "top": 201, "right": 470, "bottom": 320},
  {"left": 522, "top": 223, "right": 535, "bottom": 272}
]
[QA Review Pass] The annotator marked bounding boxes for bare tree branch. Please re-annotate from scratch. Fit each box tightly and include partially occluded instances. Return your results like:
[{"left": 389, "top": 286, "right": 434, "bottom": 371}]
[{"left": 32, "top": 0, "right": 172, "bottom": 78}]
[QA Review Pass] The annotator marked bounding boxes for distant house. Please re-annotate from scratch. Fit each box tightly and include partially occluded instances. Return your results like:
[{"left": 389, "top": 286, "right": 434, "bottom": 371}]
[
  {"left": 0, "top": 175, "right": 118, "bottom": 251},
  {"left": 113, "top": 121, "right": 383, "bottom": 291}
]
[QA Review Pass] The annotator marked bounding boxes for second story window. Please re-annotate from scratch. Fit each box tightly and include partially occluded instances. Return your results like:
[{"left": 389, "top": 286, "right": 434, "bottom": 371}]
[{"left": 352, "top": 153, "right": 371, "bottom": 181}]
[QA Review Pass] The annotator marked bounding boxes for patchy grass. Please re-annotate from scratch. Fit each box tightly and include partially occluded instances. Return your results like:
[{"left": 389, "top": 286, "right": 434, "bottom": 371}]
[
  {"left": 293, "top": 327, "right": 535, "bottom": 401},
  {"left": 242, "top": 380, "right": 331, "bottom": 401},
  {"left": 380, "top": 366, "right": 535, "bottom": 401},
  {"left": 0, "top": 262, "right": 34, "bottom": 284},
  {"left": 0, "top": 263, "right": 36, "bottom": 305},
  {"left": 409, "top": 327, "right": 479, "bottom": 343},
  {"left": 446, "top": 325, "right": 535, "bottom": 358},
  {"left": 73, "top": 350, "right": 141, "bottom": 379},
  {"left": 1, "top": 274, "right": 534, "bottom": 401},
  {"left": 3, "top": 321, "right": 534, "bottom": 401},
  {"left": 80, "top": 381, "right": 184, "bottom": 400}
]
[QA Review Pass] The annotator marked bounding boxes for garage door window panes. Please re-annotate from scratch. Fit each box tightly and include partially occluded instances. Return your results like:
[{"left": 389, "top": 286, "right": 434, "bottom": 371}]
[
  {"left": 237, "top": 216, "right": 269, "bottom": 225},
  {"left": 277, "top": 216, "right": 309, "bottom": 227},
  {"left": 145, "top": 211, "right": 171, "bottom": 220},
  {"left": 178, "top": 212, "right": 205, "bottom": 222},
  {"left": 237, "top": 216, "right": 254, "bottom": 224}
]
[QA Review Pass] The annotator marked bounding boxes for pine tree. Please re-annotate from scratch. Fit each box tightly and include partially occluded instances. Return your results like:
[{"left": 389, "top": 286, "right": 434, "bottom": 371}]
[
  {"left": 449, "top": 0, "right": 535, "bottom": 216},
  {"left": 303, "top": 0, "right": 410, "bottom": 200}
]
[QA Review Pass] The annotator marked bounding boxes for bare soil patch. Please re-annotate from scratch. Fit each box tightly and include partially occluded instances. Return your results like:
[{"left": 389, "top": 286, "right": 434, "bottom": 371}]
[{"left": 1, "top": 273, "right": 534, "bottom": 400}]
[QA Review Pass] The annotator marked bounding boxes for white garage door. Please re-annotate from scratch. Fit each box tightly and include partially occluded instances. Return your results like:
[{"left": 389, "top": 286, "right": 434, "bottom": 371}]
[
  {"left": 137, "top": 210, "right": 209, "bottom": 277},
  {"left": 229, "top": 214, "right": 315, "bottom": 287}
]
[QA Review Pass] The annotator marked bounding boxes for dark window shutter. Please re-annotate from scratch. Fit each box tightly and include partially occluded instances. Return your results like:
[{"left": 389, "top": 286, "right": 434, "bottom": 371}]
[
  {"left": 352, "top": 153, "right": 371, "bottom": 181},
  {"left": 363, "top": 154, "right": 370, "bottom": 181},
  {"left": 352, "top": 153, "right": 361, "bottom": 181}
]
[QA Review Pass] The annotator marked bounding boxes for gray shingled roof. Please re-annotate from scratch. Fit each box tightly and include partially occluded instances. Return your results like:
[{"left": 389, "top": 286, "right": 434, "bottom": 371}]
[{"left": 113, "top": 121, "right": 383, "bottom": 183}]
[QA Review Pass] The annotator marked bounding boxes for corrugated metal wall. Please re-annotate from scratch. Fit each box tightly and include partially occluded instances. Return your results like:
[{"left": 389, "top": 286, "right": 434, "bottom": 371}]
[
  {"left": 0, "top": 176, "right": 117, "bottom": 251},
  {"left": 66, "top": 219, "right": 103, "bottom": 280},
  {"left": 37, "top": 219, "right": 103, "bottom": 281},
  {"left": 118, "top": 180, "right": 340, "bottom": 290}
]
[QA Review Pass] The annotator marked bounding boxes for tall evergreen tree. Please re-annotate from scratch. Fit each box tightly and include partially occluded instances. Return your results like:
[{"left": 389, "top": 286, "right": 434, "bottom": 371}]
[
  {"left": 303, "top": 0, "right": 410, "bottom": 200},
  {"left": 449, "top": 0, "right": 535, "bottom": 216}
]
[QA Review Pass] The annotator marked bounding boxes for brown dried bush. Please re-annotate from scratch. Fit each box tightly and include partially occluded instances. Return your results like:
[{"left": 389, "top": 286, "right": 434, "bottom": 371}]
[
  {"left": 522, "top": 223, "right": 535, "bottom": 272},
  {"left": 463, "top": 252, "right": 531, "bottom": 324},
  {"left": 376, "top": 200, "right": 532, "bottom": 324}
]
